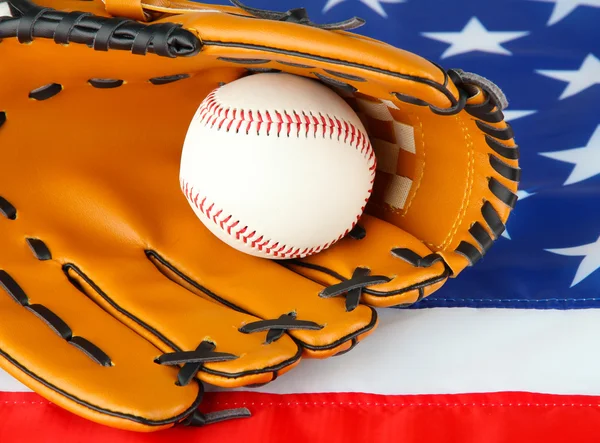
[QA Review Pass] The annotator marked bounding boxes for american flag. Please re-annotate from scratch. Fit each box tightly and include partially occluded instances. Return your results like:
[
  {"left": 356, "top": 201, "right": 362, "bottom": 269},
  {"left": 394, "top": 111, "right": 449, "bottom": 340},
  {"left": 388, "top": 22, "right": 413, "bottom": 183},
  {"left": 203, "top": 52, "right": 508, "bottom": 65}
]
[{"left": 1, "top": 0, "right": 600, "bottom": 441}]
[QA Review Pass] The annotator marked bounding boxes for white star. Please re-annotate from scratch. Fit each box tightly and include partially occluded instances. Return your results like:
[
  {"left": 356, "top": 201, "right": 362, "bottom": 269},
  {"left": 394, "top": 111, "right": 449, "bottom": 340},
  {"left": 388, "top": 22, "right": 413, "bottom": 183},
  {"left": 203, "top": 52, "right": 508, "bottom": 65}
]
[
  {"left": 537, "top": 54, "right": 600, "bottom": 100},
  {"left": 422, "top": 17, "right": 529, "bottom": 59},
  {"left": 323, "top": 0, "right": 404, "bottom": 17},
  {"left": 516, "top": 190, "right": 536, "bottom": 200},
  {"left": 0, "top": 1, "right": 11, "bottom": 17},
  {"left": 501, "top": 190, "right": 536, "bottom": 240},
  {"left": 546, "top": 235, "right": 600, "bottom": 287},
  {"left": 503, "top": 110, "right": 538, "bottom": 121},
  {"left": 530, "top": 0, "right": 600, "bottom": 25},
  {"left": 540, "top": 125, "right": 600, "bottom": 186}
]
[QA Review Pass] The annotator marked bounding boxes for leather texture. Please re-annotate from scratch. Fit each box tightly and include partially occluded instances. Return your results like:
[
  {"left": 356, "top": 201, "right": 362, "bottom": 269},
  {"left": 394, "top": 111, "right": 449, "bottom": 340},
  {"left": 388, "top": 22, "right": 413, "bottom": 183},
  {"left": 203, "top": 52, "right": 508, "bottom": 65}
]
[
  {"left": 0, "top": 0, "right": 519, "bottom": 432},
  {"left": 104, "top": 0, "right": 148, "bottom": 21}
]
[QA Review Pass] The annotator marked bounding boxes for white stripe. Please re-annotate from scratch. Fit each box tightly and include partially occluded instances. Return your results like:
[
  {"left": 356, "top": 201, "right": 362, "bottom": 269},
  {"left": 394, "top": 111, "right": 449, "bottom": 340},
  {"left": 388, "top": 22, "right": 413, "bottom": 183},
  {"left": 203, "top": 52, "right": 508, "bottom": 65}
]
[
  {"left": 3, "top": 308, "right": 600, "bottom": 395},
  {"left": 241, "top": 308, "right": 600, "bottom": 395},
  {"left": 0, "top": 370, "right": 29, "bottom": 392}
]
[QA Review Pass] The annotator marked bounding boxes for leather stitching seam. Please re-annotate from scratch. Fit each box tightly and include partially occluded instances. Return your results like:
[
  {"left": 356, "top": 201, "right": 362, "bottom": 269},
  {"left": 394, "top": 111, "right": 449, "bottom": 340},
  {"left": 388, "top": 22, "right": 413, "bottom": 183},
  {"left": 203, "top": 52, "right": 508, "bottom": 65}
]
[{"left": 440, "top": 115, "right": 475, "bottom": 250}]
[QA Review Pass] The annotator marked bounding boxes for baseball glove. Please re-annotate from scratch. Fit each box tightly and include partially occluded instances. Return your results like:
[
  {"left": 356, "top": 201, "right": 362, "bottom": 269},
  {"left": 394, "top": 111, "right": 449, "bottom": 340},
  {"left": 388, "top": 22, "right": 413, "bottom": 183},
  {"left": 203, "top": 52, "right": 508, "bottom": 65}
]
[{"left": 0, "top": 0, "right": 520, "bottom": 432}]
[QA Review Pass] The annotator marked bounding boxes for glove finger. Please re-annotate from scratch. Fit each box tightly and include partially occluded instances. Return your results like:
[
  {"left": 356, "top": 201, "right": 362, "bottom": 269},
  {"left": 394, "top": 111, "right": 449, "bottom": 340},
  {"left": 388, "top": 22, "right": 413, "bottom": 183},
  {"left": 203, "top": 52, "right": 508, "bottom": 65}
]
[
  {"left": 61, "top": 254, "right": 303, "bottom": 387},
  {"left": 0, "top": 261, "right": 200, "bottom": 432},
  {"left": 142, "top": 216, "right": 378, "bottom": 358},
  {"left": 286, "top": 214, "right": 450, "bottom": 307}
]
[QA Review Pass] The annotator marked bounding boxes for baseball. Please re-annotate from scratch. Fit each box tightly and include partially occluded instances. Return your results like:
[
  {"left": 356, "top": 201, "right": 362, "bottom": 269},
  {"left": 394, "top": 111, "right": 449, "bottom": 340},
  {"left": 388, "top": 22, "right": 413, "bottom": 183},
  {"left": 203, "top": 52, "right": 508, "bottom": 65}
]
[{"left": 180, "top": 73, "right": 376, "bottom": 259}]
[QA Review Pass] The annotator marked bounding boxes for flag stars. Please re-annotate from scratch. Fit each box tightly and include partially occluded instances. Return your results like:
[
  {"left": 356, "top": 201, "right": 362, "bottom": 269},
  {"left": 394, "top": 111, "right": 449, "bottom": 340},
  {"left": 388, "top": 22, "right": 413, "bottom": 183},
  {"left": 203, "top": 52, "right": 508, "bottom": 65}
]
[
  {"left": 540, "top": 125, "right": 600, "bottom": 186},
  {"left": 503, "top": 110, "right": 538, "bottom": 122},
  {"left": 537, "top": 54, "right": 600, "bottom": 100},
  {"left": 530, "top": 0, "right": 600, "bottom": 25},
  {"left": 322, "top": 0, "right": 405, "bottom": 17},
  {"left": 422, "top": 17, "right": 529, "bottom": 59},
  {"left": 546, "top": 235, "right": 600, "bottom": 287}
]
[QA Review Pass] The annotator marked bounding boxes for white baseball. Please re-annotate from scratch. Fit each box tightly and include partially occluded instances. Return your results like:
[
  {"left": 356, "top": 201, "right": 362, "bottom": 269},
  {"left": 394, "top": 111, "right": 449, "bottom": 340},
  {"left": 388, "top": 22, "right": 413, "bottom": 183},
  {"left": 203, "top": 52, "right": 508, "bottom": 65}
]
[{"left": 180, "top": 73, "right": 376, "bottom": 259}]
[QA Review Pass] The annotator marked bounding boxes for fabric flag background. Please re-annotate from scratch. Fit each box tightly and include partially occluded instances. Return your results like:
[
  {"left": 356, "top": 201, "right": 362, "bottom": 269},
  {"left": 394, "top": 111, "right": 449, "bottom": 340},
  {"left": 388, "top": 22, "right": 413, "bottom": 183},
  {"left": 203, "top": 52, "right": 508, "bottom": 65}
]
[{"left": 2, "top": 0, "right": 600, "bottom": 441}]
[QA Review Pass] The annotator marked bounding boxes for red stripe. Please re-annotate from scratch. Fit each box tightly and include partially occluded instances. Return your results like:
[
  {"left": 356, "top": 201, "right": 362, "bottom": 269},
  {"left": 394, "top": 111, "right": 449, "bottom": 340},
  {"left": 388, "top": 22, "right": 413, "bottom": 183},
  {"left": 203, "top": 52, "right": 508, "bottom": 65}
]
[{"left": 0, "top": 391, "right": 598, "bottom": 442}]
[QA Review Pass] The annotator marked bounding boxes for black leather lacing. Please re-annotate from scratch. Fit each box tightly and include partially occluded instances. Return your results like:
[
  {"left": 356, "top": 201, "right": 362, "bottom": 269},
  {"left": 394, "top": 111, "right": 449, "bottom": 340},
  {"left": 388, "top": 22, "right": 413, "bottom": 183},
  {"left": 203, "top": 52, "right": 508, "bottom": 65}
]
[
  {"left": 0, "top": 195, "right": 17, "bottom": 220},
  {"left": 63, "top": 260, "right": 266, "bottom": 426},
  {"left": 489, "top": 177, "right": 518, "bottom": 208},
  {"left": 486, "top": 135, "right": 520, "bottom": 160},
  {"left": 156, "top": 340, "right": 238, "bottom": 386},
  {"left": 29, "top": 83, "right": 62, "bottom": 100},
  {"left": 391, "top": 249, "right": 444, "bottom": 268},
  {"left": 0, "top": 197, "right": 111, "bottom": 365},
  {"left": 464, "top": 93, "right": 504, "bottom": 123},
  {"left": 239, "top": 313, "right": 323, "bottom": 344},
  {"left": 0, "top": 268, "right": 245, "bottom": 425},
  {"left": 392, "top": 68, "right": 509, "bottom": 118},
  {"left": 149, "top": 74, "right": 190, "bottom": 85},
  {"left": 88, "top": 78, "right": 124, "bottom": 89},
  {"left": 320, "top": 268, "right": 391, "bottom": 312},
  {"left": 445, "top": 68, "right": 519, "bottom": 264},
  {"left": 0, "top": 270, "right": 112, "bottom": 367},
  {"left": 475, "top": 120, "right": 514, "bottom": 140},
  {"left": 155, "top": 313, "right": 321, "bottom": 386},
  {"left": 429, "top": 88, "right": 468, "bottom": 116},
  {"left": 26, "top": 238, "right": 52, "bottom": 260},
  {"left": 392, "top": 78, "right": 469, "bottom": 117},
  {"left": 153, "top": 314, "right": 320, "bottom": 424},
  {"left": 481, "top": 201, "right": 505, "bottom": 238},
  {"left": 183, "top": 407, "right": 251, "bottom": 426},
  {"left": 0, "top": 0, "right": 200, "bottom": 57},
  {"left": 284, "top": 222, "right": 446, "bottom": 307},
  {"left": 230, "top": 0, "right": 365, "bottom": 31},
  {"left": 348, "top": 224, "right": 366, "bottom": 240}
]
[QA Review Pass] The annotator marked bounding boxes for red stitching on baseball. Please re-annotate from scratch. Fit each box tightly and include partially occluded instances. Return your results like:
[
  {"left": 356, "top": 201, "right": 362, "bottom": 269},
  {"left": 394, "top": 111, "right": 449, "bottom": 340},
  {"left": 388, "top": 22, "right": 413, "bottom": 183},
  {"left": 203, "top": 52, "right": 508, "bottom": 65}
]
[
  {"left": 343, "top": 120, "right": 350, "bottom": 144},
  {"left": 181, "top": 88, "right": 375, "bottom": 258},
  {"left": 250, "top": 235, "right": 263, "bottom": 248},
  {"left": 206, "top": 203, "right": 214, "bottom": 218},
  {"left": 235, "top": 226, "right": 247, "bottom": 239}
]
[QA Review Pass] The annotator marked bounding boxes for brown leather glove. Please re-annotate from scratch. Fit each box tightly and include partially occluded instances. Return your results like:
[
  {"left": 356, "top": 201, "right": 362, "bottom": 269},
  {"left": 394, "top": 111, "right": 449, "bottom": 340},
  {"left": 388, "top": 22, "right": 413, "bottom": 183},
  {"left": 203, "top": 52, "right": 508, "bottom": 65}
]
[{"left": 0, "top": 0, "right": 519, "bottom": 431}]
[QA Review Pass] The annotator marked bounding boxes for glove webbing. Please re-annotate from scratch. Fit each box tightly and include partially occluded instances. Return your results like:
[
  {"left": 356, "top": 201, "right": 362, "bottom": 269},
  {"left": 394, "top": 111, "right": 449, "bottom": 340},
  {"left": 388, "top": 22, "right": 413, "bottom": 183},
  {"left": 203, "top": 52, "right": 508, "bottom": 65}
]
[{"left": 0, "top": 0, "right": 200, "bottom": 56}]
